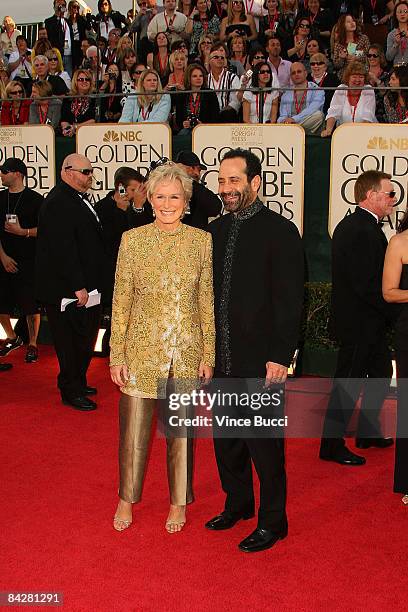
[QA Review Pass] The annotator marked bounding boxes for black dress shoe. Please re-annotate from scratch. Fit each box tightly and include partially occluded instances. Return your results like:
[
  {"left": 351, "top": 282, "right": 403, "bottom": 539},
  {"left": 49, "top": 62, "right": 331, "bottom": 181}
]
[
  {"left": 62, "top": 396, "right": 97, "bottom": 411},
  {"left": 0, "top": 362, "right": 12, "bottom": 372},
  {"left": 355, "top": 437, "right": 394, "bottom": 449},
  {"left": 205, "top": 509, "right": 254, "bottom": 531},
  {"left": 84, "top": 386, "right": 97, "bottom": 395},
  {"left": 320, "top": 447, "right": 366, "bottom": 466},
  {"left": 238, "top": 528, "right": 287, "bottom": 553}
]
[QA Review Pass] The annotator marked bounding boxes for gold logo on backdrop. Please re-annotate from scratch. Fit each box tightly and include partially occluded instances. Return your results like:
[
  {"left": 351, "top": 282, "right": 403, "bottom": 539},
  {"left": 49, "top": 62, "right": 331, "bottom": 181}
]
[
  {"left": 103, "top": 130, "right": 120, "bottom": 142},
  {"left": 103, "top": 129, "right": 143, "bottom": 142},
  {"left": 367, "top": 137, "right": 408, "bottom": 150},
  {"left": 367, "top": 137, "right": 388, "bottom": 150}
]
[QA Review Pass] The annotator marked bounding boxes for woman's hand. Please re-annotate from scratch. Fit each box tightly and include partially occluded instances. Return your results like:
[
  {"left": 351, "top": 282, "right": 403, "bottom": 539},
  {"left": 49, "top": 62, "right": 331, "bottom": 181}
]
[
  {"left": 199, "top": 362, "right": 213, "bottom": 386},
  {"left": 183, "top": 119, "right": 191, "bottom": 128},
  {"left": 110, "top": 365, "right": 129, "bottom": 387}
]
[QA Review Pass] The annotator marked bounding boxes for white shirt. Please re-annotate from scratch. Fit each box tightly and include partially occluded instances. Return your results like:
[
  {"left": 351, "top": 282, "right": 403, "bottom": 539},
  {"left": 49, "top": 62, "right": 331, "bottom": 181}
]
[
  {"left": 60, "top": 17, "right": 72, "bottom": 56},
  {"left": 147, "top": 11, "right": 187, "bottom": 43},
  {"left": 8, "top": 49, "right": 33, "bottom": 80},
  {"left": 268, "top": 58, "right": 292, "bottom": 89},
  {"left": 243, "top": 0, "right": 267, "bottom": 30},
  {"left": 326, "top": 85, "right": 377, "bottom": 125},
  {"left": 208, "top": 69, "right": 241, "bottom": 112},
  {"left": 243, "top": 74, "right": 280, "bottom": 123}
]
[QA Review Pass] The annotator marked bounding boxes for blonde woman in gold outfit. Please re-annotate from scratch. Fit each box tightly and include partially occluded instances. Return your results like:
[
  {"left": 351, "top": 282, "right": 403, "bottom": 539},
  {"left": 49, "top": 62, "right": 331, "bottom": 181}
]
[{"left": 110, "top": 162, "right": 215, "bottom": 534}]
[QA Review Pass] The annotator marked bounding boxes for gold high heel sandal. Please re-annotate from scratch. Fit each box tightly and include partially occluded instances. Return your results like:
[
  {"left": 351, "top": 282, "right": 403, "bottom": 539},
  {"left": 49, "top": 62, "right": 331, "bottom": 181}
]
[
  {"left": 165, "top": 506, "right": 186, "bottom": 533},
  {"left": 113, "top": 515, "right": 133, "bottom": 531}
]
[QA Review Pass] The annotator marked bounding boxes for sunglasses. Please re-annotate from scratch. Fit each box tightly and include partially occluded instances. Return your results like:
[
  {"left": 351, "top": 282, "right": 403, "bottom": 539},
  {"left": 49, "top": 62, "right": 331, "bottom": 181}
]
[
  {"left": 77, "top": 77, "right": 91, "bottom": 82},
  {"left": 65, "top": 166, "right": 94, "bottom": 175},
  {"left": 367, "top": 53, "right": 379, "bottom": 58},
  {"left": 232, "top": 1, "right": 243, "bottom": 4},
  {"left": 134, "top": 69, "right": 143, "bottom": 75},
  {"left": 48, "top": 57, "right": 58, "bottom": 61},
  {"left": 377, "top": 190, "right": 396, "bottom": 198},
  {"left": 259, "top": 69, "right": 271, "bottom": 74},
  {"left": 11, "top": 89, "right": 24, "bottom": 94},
  {"left": 210, "top": 54, "right": 225, "bottom": 60},
  {"left": 310, "top": 61, "right": 325, "bottom": 66},
  {"left": 254, "top": 55, "right": 265, "bottom": 60},
  {"left": 299, "top": 23, "right": 310, "bottom": 28}
]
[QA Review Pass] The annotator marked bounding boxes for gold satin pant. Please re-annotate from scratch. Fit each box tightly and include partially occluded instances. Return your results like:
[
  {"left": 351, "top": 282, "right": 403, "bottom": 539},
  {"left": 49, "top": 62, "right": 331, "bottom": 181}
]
[{"left": 118, "top": 393, "right": 194, "bottom": 505}]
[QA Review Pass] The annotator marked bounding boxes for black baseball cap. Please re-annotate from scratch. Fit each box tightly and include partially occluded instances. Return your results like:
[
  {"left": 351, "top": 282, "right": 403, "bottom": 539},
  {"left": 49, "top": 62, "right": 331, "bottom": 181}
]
[
  {"left": 176, "top": 151, "right": 206, "bottom": 170},
  {"left": 0, "top": 158, "right": 28, "bottom": 176}
]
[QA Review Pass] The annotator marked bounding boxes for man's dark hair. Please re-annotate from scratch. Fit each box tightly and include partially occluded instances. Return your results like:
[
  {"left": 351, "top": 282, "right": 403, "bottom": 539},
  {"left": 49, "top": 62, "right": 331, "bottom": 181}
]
[
  {"left": 221, "top": 148, "right": 262, "bottom": 183},
  {"left": 354, "top": 170, "right": 391, "bottom": 204},
  {"left": 114, "top": 166, "right": 145, "bottom": 189},
  {"left": 16, "top": 35, "right": 29, "bottom": 45}
]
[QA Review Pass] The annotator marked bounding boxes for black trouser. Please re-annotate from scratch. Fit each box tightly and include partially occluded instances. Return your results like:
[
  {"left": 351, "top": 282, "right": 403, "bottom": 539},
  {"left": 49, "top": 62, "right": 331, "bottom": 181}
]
[
  {"left": 212, "top": 375, "right": 287, "bottom": 533},
  {"left": 320, "top": 335, "right": 392, "bottom": 457},
  {"left": 394, "top": 349, "right": 408, "bottom": 493},
  {"left": 45, "top": 303, "right": 101, "bottom": 398}
]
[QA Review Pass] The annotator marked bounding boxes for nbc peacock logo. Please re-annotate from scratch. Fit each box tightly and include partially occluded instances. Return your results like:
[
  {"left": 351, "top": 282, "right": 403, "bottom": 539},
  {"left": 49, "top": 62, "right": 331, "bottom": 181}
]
[
  {"left": 367, "top": 136, "right": 408, "bottom": 150},
  {"left": 103, "top": 130, "right": 120, "bottom": 142},
  {"left": 367, "top": 136, "right": 388, "bottom": 150}
]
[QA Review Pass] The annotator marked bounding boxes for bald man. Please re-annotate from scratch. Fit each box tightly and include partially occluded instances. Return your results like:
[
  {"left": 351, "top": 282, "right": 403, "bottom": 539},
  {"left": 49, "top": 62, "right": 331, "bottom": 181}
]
[{"left": 36, "top": 154, "right": 108, "bottom": 411}]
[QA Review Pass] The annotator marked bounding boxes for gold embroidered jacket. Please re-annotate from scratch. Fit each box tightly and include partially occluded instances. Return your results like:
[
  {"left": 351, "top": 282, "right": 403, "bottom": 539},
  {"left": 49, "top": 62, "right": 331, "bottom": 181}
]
[{"left": 110, "top": 222, "right": 215, "bottom": 398}]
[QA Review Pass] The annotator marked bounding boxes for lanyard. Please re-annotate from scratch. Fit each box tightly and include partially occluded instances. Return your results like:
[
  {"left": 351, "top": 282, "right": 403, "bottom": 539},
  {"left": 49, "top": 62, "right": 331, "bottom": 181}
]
[
  {"left": 158, "top": 52, "right": 168, "bottom": 75},
  {"left": 293, "top": 88, "right": 307, "bottom": 114},
  {"left": 201, "top": 16, "right": 209, "bottom": 31},
  {"left": 38, "top": 103, "right": 49, "bottom": 124},
  {"left": 11, "top": 103, "right": 21, "bottom": 124},
  {"left": 255, "top": 92, "right": 268, "bottom": 121},
  {"left": 189, "top": 93, "right": 201, "bottom": 115},
  {"left": 140, "top": 103, "right": 153, "bottom": 120},
  {"left": 245, "top": 0, "right": 254, "bottom": 14},
  {"left": 6, "top": 28, "right": 14, "bottom": 40},
  {"left": 348, "top": 91, "right": 361, "bottom": 122},
  {"left": 214, "top": 1, "right": 223, "bottom": 18},
  {"left": 268, "top": 12, "right": 278, "bottom": 31},
  {"left": 370, "top": 0, "right": 377, "bottom": 12},
  {"left": 315, "top": 72, "right": 327, "bottom": 87},
  {"left": 164, "top": 12, "right": 175, "bottom": 29}
]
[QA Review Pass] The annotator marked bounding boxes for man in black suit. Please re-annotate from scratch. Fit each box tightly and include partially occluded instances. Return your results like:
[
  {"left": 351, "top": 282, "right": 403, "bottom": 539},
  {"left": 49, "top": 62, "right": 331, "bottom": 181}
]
[
  {"left": 320, "top": 170, "right": 396, "bottom": 465},
  {"left": 36, "top": 154, "right": 107, "bottom": 411},
  {"left": 175, "top": 151, "right": 222, "bottom": 229},
  {"left": 205, "top": 149, "right": 304, "bottom": 552},
  {"left": 45, "top": 0, "right": 74, "bottom": 75}
]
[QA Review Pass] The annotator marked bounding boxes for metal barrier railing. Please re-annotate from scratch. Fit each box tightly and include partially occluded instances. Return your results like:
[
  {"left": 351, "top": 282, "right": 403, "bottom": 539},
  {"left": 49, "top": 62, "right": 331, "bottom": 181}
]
[{"left": 16, "top": 23, "right": 41, "bottom": 49}]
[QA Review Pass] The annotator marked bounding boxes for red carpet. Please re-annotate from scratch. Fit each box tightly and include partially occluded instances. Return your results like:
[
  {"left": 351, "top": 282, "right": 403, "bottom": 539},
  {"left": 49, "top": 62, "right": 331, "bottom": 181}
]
[{"left": 1, "top": 346, "right": 407, "bottom": 611}]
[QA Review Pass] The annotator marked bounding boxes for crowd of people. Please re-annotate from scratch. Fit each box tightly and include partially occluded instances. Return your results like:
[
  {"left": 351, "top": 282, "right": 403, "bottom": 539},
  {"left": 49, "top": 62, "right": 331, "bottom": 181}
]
[{"left": 0, "top": 0, "right": 408, "bottom": 133}]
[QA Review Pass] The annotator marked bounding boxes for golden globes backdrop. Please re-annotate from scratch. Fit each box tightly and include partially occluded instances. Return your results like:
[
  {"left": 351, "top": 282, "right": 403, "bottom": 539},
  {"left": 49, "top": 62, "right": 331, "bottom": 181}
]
[
  {"left": 0, "top": 125, "right": 56, "bottom": 196},
  {"left": 76, "top": 123, "right": 172, "bottom": 202},
  {"left": 192, "top": 124, "right": 305, "bottom": 234},
  {"left": 329, "top": 124, "right": 408, "bottom": 239}
]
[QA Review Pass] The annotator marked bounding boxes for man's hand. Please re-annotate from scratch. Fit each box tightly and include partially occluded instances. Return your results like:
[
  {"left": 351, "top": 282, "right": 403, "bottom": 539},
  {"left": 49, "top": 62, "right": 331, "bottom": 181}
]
[
  {"left": 110, "top": 364, "right": 129, "bottom": 387},
  {"left": 283, "top": 117, "right": 296, "bottom": 124},
  {"left": 199, "top": 361, "right": 213, "bottom": 386},
  {"left": 4, "top": 217, "right": 24, "bottom": 236},
  {"left": 75, "top": 288, "right": 88, "bottom": 306},
  {"left": 265, "top": 361, "right": 288, "bottom": 386},
  {"left": 0, "top": 253, "right": 18, "bottom": 273}
]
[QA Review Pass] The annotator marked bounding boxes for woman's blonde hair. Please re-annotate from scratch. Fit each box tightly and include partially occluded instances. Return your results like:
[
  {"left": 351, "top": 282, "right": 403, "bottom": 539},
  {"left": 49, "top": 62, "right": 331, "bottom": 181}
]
[
  {"left": 70, "top": 69, "right": 95, "bottom": 95},
  {"left": 227, "top": 0, "right": 246, "bottom": 23},
  {"left": 45, "top": 48, "right": 64, "bottom": 73},
  {"left": 5, "top": 80, "right": 25, "bottom": 98},
  {"left": 147, "top": 162, "right": 193, "bottom": 210},
  {"left": 309, "top": 52, "right": 328, "bottom": 66},
  {"left": 31, "top": 80, "right": 53, "bottom": 98},
  {"left": 137, "top": 68, "right": 163, "bottom": 108},
  {"left": 169, "top": 50, "right": 187, "bottom": 71}
]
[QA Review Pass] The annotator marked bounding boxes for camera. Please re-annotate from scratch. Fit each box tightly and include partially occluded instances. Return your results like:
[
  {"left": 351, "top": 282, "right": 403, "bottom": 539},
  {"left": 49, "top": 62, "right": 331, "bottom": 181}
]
[
  {"left": 118, "top": 184, "right": 126, "bottom": 197},
  {"left": 187, "top": 113, "right": 199, "bottom": 128},
  {"left": 401, "top": 31, "right": 406, "bottom": 38},
  {"left": 108, "top": 72, "right": 117, "bottom": 80},
  {"left": 5, "top": 214, "right": 17, "bottom": 224}
]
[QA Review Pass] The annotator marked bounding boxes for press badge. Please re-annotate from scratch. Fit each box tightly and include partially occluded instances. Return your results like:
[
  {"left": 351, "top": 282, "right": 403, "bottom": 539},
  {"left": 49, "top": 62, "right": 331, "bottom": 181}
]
[{"left": 64, "top": 39, "right": 69, "bottom": 49}]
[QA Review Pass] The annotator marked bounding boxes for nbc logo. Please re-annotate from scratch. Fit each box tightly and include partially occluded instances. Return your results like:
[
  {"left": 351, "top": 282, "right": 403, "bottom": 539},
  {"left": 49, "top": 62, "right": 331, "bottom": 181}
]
[
  {"left": 367, "top": 137, "right": 388, "bottom": 150},
  {"left": 367, "top": 136, "right": 408, "bottom": 150},
  {"left": 103, "top": 130, "right": 120, "bottom": 142}
]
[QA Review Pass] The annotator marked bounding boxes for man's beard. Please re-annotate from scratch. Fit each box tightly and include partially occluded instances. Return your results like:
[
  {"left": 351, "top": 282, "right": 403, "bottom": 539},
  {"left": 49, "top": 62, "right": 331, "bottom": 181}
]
[{"left": 220, "top": 185, "right": 254, "bottom": 213}]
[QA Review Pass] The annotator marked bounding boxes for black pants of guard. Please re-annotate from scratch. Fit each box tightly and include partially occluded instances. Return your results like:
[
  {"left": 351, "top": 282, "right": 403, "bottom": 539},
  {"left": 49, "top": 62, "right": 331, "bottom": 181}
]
[
  {"left": 45, "top": 303, "right": 101, "bottom": 399},
  {"left": 394, "top": 349, "right": 408, "bottom": 493},
  {"left": 212, "top": 374, "right": 287, "bottom": 534},
  {"left": 320, "top": 335, "right": 392, "bottom": 457}
]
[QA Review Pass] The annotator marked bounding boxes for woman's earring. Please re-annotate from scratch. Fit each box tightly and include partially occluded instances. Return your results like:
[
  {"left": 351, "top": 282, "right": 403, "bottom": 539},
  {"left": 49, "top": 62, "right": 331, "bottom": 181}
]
[{"left": 152, "top": 208, "right": 156, "bottom": 217}]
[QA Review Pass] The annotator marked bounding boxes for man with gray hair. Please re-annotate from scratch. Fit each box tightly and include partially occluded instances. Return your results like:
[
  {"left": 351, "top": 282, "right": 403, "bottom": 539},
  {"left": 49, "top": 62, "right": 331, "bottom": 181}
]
[
  {"left": 32, "top": 54, "right": 68, "bottom": 95},
  {"left": 36, "top": 154, "right": 108, "bottom": 411}
]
